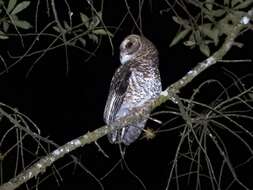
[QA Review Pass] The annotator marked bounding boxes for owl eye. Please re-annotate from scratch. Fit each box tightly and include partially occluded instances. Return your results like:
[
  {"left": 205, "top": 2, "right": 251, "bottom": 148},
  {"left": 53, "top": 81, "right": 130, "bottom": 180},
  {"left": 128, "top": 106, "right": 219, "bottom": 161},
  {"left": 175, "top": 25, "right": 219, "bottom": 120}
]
[
  {"left": 125, "top": 41, "right": 133, "bottom": 49},
  {"left": 124, "top": 39, "right": 140, "bottom": 55}
]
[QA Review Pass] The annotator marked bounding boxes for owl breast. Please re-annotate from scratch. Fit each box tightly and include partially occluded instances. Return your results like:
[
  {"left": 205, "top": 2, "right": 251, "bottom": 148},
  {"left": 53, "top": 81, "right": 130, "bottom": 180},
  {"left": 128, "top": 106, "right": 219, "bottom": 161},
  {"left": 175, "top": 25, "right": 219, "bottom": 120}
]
[{"left": 115, "top": 66, "right": 161, "bottom": 121}]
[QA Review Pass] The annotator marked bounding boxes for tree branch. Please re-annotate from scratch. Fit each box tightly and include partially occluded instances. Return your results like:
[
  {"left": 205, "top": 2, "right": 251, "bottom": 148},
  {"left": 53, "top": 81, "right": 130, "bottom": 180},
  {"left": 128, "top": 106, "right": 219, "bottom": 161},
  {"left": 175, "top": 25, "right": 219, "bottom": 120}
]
[{"left": 0, "top": 125, "right": 111, "bottom": 190}]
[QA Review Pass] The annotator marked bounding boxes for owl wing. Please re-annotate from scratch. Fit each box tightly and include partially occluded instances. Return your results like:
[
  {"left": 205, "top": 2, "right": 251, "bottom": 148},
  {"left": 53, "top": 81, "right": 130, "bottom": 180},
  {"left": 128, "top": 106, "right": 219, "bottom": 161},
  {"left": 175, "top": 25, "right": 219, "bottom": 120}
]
[{"left": 103, "top": 63, "right": 132, "bottom": 125}]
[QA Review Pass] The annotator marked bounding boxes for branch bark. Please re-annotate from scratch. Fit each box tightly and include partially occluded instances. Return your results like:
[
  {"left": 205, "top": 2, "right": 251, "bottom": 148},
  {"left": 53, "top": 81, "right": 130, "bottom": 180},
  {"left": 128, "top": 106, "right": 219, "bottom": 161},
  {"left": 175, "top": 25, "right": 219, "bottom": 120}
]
[{"left": 0, "top": 9, "right": 252, "bottom": 190}]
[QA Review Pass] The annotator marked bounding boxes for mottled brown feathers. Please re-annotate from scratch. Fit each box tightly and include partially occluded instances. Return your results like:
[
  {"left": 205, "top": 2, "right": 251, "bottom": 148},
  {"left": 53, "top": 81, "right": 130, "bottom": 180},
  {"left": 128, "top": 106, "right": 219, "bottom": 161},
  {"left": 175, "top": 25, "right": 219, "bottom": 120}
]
[{"left": 104, "top": 34, "right": 162, "bottom": 145}]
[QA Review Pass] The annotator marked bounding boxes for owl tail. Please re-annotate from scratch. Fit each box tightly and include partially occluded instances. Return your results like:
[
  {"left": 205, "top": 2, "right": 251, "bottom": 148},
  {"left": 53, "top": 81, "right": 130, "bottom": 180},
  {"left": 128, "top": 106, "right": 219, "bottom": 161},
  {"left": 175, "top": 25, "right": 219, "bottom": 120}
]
[{"left": 107, "top": 120, "right": 147, "bottom": 145}]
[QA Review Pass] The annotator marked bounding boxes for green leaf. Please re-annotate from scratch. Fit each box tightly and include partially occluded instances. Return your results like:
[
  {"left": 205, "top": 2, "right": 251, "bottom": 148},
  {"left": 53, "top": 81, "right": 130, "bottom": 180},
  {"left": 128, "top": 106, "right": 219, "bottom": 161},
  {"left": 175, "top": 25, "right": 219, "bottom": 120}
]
[
  {"left": 63, "top": 21, "right": 70, "bottom": 30},
  {"left": 184, "top": 40, "right": 196, "bottom": 47},
  {"left": 184, "top": 33, "right": 196, "bottom": 47},
  {"left": 0, "top": 31, "right": 9, "bottom": 39},
  {"left": 52, "top": 26, "right": 60, "bottom": 33},
  {"left": 199, "top": 23, "right": 211, "bottom": 34},
  {"left": 11, "top": 1, "right": 30, "bottom": 15},
  {"left": 170, "top": 28, "right": 191, "bottom": 47},
  {"left": 212, "top": 9, "right": 226, "bottom": 17},
  {"left": 249, "top": 92, "right": 253, "bottom": 100},
  {"left": 224, "top": 0, "right": 230, "bottom": 5},
  {"left": 194, "top": 30, "right": 202, "bottom": 44},
  {"left": 92, "top": 29, "right": 113, "bottom": 36},
  {"left": 199, "top": 23, "right": 219, "bottom": 46},
  {"left": 205, "top": 0, "right": 214, "bottom": 10},
  {"left": 78, "top": 38, "right": 86, "bottom": 47},
  {"left": 13, "top": 19, "right": 32, "bottom": 29},
  {"left": 97, "top": 11, "right": 102, "bottom": 19},
  {"left": 7, "top": 0, "right": 17, "bottom": 13},
  {"left": 199, "top": 43, "right": 210, "bottom": 56},
  {"left": 3, "top": 21, "right": 9, "bottom": 32},
  {"left": 172, "top": 16, "right": 189, "bottom": 27},
  {"left": 172, "top": 16, "right": 181, "bottom": 24},
  {"left": 80, "top": 12, "right": 89, "bottom": 28},
  {"left": 211, "top": 28, "right": 219, "bottom": 46},
  {"left": 88, "top": 34, "right": 98, "bottom": 43},
  {"left": 234, "top": 0, "right": 253, "bottom": 9},
  {"left": 90, "top": 15, "right": 100, "bottom": 29}
]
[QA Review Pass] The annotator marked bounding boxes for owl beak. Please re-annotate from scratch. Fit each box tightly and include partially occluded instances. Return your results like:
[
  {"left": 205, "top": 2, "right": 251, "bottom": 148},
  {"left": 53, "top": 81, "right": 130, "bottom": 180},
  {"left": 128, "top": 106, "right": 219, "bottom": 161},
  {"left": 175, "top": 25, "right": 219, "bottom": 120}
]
[
  {"left": 120, "top": 53, "right": 131, "bottom": 64},
  {"left": 120, "top": 53, "right": 125, "bottom": 64}
]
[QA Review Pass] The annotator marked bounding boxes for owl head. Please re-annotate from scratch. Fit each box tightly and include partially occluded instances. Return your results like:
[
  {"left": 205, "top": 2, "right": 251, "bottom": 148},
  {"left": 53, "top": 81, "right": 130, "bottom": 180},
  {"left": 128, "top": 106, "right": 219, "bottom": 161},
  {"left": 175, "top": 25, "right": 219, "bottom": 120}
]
[{"left": 119, "top": 34, "right": 158, "bottom": 65}]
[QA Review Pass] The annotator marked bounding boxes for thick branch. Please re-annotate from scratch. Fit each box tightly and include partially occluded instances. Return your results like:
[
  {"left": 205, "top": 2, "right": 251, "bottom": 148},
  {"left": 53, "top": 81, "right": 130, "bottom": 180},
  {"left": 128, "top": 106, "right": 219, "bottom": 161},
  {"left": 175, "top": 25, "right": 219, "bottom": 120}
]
[
  {"left": 0, "top": 125, "right": 111, "bottom": 190},
  {"left": 0, "top": 9, "right": 252, "bottom": 190}
]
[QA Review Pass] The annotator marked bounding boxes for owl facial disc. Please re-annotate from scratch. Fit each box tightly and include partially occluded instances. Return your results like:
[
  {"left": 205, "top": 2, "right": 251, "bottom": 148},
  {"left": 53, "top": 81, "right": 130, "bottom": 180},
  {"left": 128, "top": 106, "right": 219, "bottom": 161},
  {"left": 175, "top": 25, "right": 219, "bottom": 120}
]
[{"left": 120, "top": 35, "right": 140, "bottom": 64}]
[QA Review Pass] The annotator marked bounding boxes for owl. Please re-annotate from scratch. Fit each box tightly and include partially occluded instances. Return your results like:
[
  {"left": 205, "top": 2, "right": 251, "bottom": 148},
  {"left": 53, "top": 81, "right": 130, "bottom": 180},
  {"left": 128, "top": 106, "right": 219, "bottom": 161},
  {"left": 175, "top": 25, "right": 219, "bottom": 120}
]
[{"left": 104, "top": 34, "right": 162, "bottom": 145}]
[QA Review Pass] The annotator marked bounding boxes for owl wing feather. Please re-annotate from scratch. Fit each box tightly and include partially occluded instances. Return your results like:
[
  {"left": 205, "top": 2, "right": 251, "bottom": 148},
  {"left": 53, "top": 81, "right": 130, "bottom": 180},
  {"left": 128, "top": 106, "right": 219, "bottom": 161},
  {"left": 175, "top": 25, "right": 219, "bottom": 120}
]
[{"left": 104, "top": 63, "right": 132, "bottom": 125}]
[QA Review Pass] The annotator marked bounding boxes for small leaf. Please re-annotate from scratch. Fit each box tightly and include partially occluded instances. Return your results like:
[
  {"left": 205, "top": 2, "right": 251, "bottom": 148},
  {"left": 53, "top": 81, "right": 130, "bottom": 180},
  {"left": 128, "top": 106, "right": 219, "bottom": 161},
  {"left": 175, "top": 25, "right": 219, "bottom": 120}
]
[
  {"left": 78, "top": 38, "right": 86, "bottom": 47},
  {"left": 52, "top": 26, "right": 60, "bottom": 33},
  {"left": 88, "top": 34, "right": 98, "bottom": 43},
  {"left": 11, "top": 1, "right": 30, "bottom": 15},
  {"left": 172, "top": 16, "right": 189, "bottom": 27},
  {"left": 184, "top": 40, "right": 196, "bottom": 47},
  {"left": 212, "top": 9, "right": 226, "bottom": 17},
  {"left": 249, "top": 93, "right": 253, "bottom": 100},
  {"left": 3, "top": 22, "right": 9, "bottom": 32},
  {"left": 199, "top": 24, "right": 211, "bottom": 33},
  {"left": 199, "top": 43, "right": 210, "bottom": 56},
  {"left": 199, "top": 23, "right": 219, "bottom": 45},
  {"left": 170, "top": 28, "right": 191, "bottom": 47},
  {"left": 7, "top": 0, "right": 17, "bottom": 13},
  {"left": 172, "top": 16, "right": 181, "bottom": 24},
  {"left": 224, "top": 0, "right": 230, "bottom": 5},
  {"left": 194, "top": 30, "right": 202, "bottom": 44},
  {"left": 0, "top": 31, "right": 9, "bottom": 39},
  {"left": 92, "top": 29, "right": 113, "bottom": 36},
  {"left": 217, "top": 22, "right": 233, "bottom": 35},
  {"left": 205, "top": 0, "right": 214, "bottom": 10},
  {"left": 13, "top": 19, "right": 32, "bottom": 29},
  {"left": 80, "top": 12, "right": 89, "bottom": 28},
  {"left": 211, "top": 28, "right": 219, "bottom": 46},
  {"left": 90, "top": 15, "right": 100, "bottom": 29},
  {"left": 184, "top": 33, "right": 196, "bottom": 47},
  {"left": 63, "top": 21, "right": 71, "bottom": 30},
  {"left": 97, "top": 11, "right": 102, "bottom": 19},
  {"left": 234, "top": 0, "right": 253, "bottom": 9}
]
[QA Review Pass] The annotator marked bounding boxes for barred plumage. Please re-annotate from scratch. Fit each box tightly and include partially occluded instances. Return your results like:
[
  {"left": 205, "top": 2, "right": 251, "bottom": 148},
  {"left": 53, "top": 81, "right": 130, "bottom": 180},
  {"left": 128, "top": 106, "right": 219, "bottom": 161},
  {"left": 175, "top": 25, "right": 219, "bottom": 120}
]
[{"left": 104, "top": 34, "right": 162, "bottom": 145}]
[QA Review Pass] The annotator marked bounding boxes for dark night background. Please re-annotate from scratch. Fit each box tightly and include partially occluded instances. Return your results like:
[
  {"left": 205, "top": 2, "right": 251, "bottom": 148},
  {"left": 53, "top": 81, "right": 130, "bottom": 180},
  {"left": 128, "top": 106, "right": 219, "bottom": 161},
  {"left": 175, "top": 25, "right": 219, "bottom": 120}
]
[{"left": 0, "top": 0, "right": 253, "bottom": 190}]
